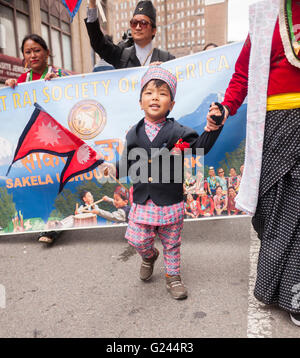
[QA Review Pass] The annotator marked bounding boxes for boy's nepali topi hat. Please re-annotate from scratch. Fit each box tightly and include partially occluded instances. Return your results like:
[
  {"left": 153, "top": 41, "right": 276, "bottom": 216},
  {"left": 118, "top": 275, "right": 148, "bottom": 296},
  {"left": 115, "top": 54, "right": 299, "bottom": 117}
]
[
  {"left": 141, "top": 66, "right": 177, "bottom": 100},
  {"left": 133, "top": 1, "right": 156, "bottom": 27}
]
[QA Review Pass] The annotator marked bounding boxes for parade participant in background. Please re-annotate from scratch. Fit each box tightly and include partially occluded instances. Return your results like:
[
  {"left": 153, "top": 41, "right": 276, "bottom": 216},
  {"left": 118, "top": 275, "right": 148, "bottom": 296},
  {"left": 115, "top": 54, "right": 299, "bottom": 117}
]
[
  {"left": 197, "top": 189, "right": 214, "bottom": 217},
  {"left": 183, "top": 169, "right": 197, "bottom": 195},
  {"left": 206, "top": 166, "right": 218, "bottom": 197},
  {"left": 103, "top": 66, "right": 223, "bottom": 300},
  {"left": 206, "top": 0, "right": 300, "bottom": 326},
  {"left": 5, "top": 33, "right": 70, "bottom": 245},
  {"left": 227, "top": 186, "right": 240, "bottom": 216},
  {"left": 195, "top": 169, "right": 204, "bottom": 194},
  {"left": 93, "top": 57, "right": 114, "bottom": 72},
  {"left": 185, "top": 193, "right": 200, "bottom": 219},
  {"left": 227, "top": 167, "right": 240, "bottom": 193},
  {"left": 213, "top": 185, "right": 227, "bottom": 216},
  {"left": 85, "top": 0, "right": 175, "bottom": 69},
  {"left": 202, "top": 43, "right": 218, "bottom": 51},
  {"left": 216, "top": 167, "right": 228, "bottom": 194},
  {"left": 5, "top": 34, "right": 69, "bottom": 88}
]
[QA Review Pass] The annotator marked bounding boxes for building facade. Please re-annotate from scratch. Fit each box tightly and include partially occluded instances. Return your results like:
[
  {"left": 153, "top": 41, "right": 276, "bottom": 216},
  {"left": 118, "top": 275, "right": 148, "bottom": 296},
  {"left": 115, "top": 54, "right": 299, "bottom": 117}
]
[
  {"left": 0, "top": 0, "right": 228, "bottom": 86},
  {"left": 204, "top": 0, "right": 228, "bottom": 47},
  {"left": 107, "top": 0, "right": 228, "bottom": 58},
  {"left": 0, "top": 0, "right": 94, "bottom": 85}
]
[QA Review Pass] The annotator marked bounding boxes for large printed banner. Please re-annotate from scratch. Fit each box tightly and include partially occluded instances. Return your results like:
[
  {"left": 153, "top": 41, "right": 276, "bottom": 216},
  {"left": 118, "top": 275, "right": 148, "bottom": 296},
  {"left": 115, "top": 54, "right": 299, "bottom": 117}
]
[{"left": 0, "top": 42, "right": 246, "bottom": 235}]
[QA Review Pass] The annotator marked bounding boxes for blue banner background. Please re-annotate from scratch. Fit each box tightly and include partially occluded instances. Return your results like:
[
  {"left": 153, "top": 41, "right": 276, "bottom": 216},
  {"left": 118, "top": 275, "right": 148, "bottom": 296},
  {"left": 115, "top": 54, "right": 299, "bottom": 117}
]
[{"left": 0, "top": 42, "right": 246, "bottom": 234}]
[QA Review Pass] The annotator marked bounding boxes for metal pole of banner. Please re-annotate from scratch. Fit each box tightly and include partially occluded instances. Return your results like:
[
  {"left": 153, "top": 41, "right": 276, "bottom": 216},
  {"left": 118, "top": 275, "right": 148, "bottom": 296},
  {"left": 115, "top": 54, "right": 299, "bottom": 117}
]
[{"left": 96, "top": 0, "right": 107, "bottom": 23}]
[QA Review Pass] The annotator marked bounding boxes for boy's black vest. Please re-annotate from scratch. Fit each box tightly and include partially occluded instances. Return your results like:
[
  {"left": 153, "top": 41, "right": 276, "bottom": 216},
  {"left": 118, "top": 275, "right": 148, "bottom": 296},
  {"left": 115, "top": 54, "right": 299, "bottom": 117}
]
[{"left": 117, "top": 118, "right": 222, "bottom": 207}]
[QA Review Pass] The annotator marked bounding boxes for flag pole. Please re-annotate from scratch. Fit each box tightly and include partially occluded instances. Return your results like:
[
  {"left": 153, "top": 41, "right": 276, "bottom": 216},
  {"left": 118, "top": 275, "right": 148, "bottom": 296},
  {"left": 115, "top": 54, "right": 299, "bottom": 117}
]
[{"left": 96, "top": 0, "right": 107, "bottom": 23}]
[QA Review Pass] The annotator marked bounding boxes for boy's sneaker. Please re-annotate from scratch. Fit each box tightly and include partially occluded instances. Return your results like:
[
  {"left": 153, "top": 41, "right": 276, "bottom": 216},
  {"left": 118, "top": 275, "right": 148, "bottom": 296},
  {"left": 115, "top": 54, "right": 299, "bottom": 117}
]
[
  {"left": 290, "top": 313, "right": 300, "bottom": 327},
  {"left": 140, "top": 248, "right": 159, "bottom": 281},
  {"left": 166, "top": 275, "right": 188, "bottom": 300}
]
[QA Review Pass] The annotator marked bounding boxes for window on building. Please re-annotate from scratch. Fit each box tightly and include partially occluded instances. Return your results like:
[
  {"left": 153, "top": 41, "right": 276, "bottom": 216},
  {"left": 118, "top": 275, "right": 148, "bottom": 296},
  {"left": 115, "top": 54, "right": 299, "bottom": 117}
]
[
  {"left": 0, "top": 0, "right": 30, "bottom": 58},
  {"left": 40, "top": 0, "right": 72, "bottom": 71}
]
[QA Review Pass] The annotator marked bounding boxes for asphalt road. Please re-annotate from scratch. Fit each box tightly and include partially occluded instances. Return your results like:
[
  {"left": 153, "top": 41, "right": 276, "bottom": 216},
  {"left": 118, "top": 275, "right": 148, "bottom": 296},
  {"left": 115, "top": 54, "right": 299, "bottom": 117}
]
[{"left": 0, "top": 217, "right": 299, "bottom": 338}]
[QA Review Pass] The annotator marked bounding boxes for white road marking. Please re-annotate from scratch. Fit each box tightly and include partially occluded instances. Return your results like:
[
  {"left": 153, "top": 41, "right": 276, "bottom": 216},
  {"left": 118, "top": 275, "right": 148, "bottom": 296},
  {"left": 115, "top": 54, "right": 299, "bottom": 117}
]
[
  {"left": 247, "top": 227, "right": 272, "bottom": 338},
  {"left": 0, "top": 284, "right": 5, "bottom": 309}
]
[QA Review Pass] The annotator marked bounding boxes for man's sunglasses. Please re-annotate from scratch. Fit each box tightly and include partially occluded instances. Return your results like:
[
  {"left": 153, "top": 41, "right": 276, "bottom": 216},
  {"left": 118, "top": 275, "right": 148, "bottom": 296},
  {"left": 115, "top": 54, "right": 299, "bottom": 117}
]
[{"left": 130, "top": 19, "right": 152, "bottom": 29}]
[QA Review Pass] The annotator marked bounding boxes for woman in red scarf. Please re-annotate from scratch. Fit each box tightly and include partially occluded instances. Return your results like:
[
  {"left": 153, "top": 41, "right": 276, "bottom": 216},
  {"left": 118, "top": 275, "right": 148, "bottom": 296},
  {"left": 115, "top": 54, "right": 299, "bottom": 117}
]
[
  {"left": 5, "top": 34, "right": 70, "bottom": 245},
  {"left": 5, "top": 34, "right": 67, "bottom": 88}
]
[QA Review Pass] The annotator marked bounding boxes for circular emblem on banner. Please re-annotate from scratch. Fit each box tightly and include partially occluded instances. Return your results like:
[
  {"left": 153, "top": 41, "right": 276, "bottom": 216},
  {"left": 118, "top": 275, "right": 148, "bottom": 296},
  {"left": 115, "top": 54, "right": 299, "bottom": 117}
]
[{"left": 68, "top": 100, "right": 107, "bottom": 140}]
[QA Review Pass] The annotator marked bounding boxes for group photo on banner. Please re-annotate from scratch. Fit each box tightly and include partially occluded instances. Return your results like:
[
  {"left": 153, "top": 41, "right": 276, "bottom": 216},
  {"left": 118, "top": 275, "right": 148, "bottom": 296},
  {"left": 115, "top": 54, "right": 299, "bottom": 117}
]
[{"left": 0, "top": 42, "right": 246, "bottom": 235}]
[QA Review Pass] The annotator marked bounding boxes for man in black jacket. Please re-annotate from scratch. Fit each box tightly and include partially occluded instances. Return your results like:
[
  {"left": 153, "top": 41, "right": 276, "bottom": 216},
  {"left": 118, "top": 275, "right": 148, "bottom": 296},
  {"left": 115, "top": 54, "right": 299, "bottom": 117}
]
[{"left": 85, "top": 0, "right": 175, "bottom": 69}]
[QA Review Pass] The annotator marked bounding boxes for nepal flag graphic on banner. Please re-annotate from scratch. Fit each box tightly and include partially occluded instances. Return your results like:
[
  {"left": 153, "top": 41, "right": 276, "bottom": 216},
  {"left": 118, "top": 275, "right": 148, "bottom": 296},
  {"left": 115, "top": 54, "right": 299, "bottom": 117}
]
[{"left": 7, "top": 103, "right": 104, "bottom": 193}]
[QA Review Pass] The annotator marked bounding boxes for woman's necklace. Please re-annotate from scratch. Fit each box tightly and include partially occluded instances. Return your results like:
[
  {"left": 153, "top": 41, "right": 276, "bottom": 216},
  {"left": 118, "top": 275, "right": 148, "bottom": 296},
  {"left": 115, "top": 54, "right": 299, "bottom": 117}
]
[{"left": 26, "top": 66, "right": 51, "bottom": 82}]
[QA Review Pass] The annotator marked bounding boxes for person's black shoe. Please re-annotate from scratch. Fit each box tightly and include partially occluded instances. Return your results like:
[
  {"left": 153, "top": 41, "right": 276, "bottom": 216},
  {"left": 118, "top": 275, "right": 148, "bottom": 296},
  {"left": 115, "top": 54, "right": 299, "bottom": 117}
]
[
  {"left": 38, "top": 231, "right": 60, "bottom": 244},
  {"left": 290, "top": 312, "right": 300, "bottom": 327}
]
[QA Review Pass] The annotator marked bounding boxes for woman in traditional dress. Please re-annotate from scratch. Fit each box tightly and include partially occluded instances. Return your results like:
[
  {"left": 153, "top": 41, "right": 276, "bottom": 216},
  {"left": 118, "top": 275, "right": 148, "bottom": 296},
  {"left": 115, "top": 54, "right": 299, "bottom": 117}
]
[
  {"left": 206, "top": 166, "right": 217, "bottom": 197},
  {"left": 213, "top": 185, "right": 227, "bottom": 216},
  {"left": 185, "top": 193, "right": 200, "bottom": 219},
  {"left": 227, "top": 186, "right": 240, "bottom": 216},
  {"left": 5, "top": 34, "right": 70, "bottom": 245},
  {"left": 227, "top": 167, "right": 240, "bottom": 193},
  {"left": 216, "top": 167, "right": 228, "bottom": 194},
  {"left": 206, "top": 0, "right": 300, "bottom": 326},
  {"left": 197, "top": 190, "right": 214, "bottom": 217},
  {"left": 183, "top": 170, "right": 197, "bottom": 195}
]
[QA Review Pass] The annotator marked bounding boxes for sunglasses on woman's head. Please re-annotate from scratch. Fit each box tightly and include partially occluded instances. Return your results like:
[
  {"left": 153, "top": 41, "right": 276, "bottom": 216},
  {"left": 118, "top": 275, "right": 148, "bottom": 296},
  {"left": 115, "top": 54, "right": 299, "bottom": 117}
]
[{"left": 130, "top": 19, "right": 152, "bottom": 29}]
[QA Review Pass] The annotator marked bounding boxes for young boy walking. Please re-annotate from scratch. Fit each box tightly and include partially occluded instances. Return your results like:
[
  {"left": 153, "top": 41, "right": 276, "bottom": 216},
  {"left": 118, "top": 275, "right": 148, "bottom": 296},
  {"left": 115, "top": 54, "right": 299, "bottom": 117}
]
[{"left": 104, "top": 66, "right": 222, "bottom": 299}]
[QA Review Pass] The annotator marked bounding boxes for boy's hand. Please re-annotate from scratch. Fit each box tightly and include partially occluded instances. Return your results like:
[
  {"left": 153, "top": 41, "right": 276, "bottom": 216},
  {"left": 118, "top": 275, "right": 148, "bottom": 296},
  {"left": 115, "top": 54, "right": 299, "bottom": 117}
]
[
  {"left": 102, "top": 196, "right": 110, "bottom": 202},
  {"left": 99, "top": 162, "right": 116, "bottom": 177},
  {"left": 205, "top": 102, "right": 229, "bottom": 132}
]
